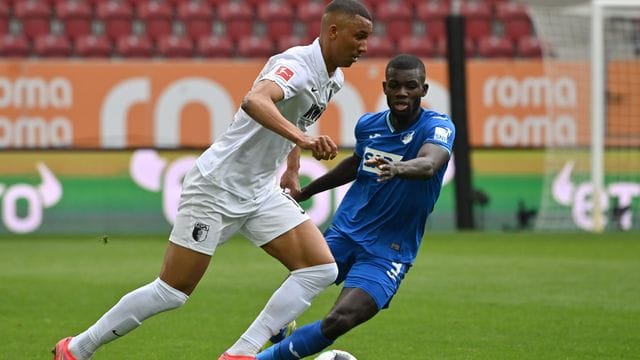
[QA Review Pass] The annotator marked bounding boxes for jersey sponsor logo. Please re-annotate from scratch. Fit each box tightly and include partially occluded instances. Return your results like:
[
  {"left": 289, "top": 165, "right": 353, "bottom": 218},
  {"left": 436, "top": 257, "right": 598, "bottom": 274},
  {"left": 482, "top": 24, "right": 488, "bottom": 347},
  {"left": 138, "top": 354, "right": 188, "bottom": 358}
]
[
  {"left": 434, "top": 126, "right": 452, "bottom": 143},
  {"left": 362, "top": 147, "right": 403, "bottom": 174},
  {"left": 402, "top": 131, "right": 415, "bottom": 144},
  {"left": 275, "top": 66, "right": 294, "bottom": 81},
  {"left": 192, "top": 222, "right": 210, "bottom": 242}
]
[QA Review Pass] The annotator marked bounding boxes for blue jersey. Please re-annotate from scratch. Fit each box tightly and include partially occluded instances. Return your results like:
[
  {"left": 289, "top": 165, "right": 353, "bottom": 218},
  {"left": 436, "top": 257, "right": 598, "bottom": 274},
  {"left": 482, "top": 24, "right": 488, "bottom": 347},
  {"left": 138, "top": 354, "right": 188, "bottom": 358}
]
[{"left": 330, "top": 108, "right": 455, "bottom": 264}]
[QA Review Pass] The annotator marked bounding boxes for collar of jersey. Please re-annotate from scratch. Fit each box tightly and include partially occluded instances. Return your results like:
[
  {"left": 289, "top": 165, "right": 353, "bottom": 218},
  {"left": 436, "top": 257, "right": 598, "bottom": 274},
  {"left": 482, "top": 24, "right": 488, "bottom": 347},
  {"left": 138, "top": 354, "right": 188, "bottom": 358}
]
[
  {"left": 385, "top": 108, "right": 426, "bottom": 133},
  {"left": 310, "top": 38, "right": 331, "bottom": 82}
]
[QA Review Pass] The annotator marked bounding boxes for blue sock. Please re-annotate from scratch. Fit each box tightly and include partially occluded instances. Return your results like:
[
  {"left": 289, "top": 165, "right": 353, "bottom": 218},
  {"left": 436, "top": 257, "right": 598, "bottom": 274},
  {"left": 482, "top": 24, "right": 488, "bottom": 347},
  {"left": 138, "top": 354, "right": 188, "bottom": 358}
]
[{"left": 256, "top": 320, "right": 334, "bottom": 360}]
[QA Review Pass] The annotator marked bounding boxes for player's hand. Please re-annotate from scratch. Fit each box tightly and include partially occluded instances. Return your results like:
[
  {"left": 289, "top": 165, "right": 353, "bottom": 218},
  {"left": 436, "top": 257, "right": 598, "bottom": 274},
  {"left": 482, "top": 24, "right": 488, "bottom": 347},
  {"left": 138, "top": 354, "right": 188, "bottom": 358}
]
[
  {"left": 365, "top": 156, "right": 398, "bottom": 182},
  {"left": 292, "top": 187, "right": 311, "bottom": 202},
  {"left": 280, "top": 169, "right": 302, "bottom": 198},
  {"left": 297, "top": 134, "right": 338, "bottom": 161}
]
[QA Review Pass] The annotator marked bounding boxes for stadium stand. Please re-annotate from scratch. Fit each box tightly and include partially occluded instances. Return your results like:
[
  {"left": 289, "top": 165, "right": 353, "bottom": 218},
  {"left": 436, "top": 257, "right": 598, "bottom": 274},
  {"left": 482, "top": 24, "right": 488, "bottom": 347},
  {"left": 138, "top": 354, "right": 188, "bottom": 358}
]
[
  {"left": 296, "top": 1, "right": 323, "bottom": 39},
  {"left": 75, "top": 34, "right": 112, "bottom": 58},
  {"left": 137, "top": 0, "right": 174, "bottom": 42},
  {"left": 196, "top": 34, "right": 234, "bottom": 57},
  {"left": 477, "top": 34, "right": 515, "bottom": 58},
  {"left": 33, "top": 33, "right": 72, "bottom": 57},
  {"left": 517, "top": 35, "right": 543, "bottom": 58},
  {"left": 0, "top": 0, "right": 543, "bottom": 59},
  {"left": 459, "top": 1, "right": 493, "bottom": 42},
  {"left": 96, "top": 1, "right": 134, "bottom": 42},
  {"left": 217, "top": 1, "right": 253, "bottom": 41},
  {"left": 14, "top": 0, "right": 51, "bottom": 40},
  {"left": 416, "top": 1, "right": 449, "bottom": 43},
  {"left": 55, "top": 0, "right": 93, "bottom": 41},
  {"left": 365, "top": 34, "right": 395, "bottom": 58},
  {"left": 375, "top": 1, "right": 413, "bottom": 42},
  {"left": 156, "top": 34, "right": 193, "bottom": 57},
  {"left": 177, "top": 1, "right": 214, "bottom": 41},
  {"left": 116, "top": 34, "right": 153, "bottom": 57},
  {"left": 495, "top": 2, "right": 533, "bottom": 42},
  {"left": 0, "top": 2, "right": 10, "bottom": 36},
  {"left": 398, "top": 35, "right": 440, "bottom": 58},
  {"left": 236, "top": 34, "right": 273, "bottom": 57},
  {"left": 0, "top": 34, "right": 30, "bottom": 57},
  {"left": 257, "top": 1, "right": 294, "bottom": 41}
]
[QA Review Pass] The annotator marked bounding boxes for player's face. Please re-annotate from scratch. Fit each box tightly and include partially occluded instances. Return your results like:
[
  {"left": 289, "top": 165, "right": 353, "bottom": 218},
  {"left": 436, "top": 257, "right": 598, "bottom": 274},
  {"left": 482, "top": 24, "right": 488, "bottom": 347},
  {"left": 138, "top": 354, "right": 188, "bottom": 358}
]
[
  {"left": 332, "top": 15, "right": 372, "bottom": 67},
  {"left": 383, "top": 68, "right": 428, "bottom": 119}
]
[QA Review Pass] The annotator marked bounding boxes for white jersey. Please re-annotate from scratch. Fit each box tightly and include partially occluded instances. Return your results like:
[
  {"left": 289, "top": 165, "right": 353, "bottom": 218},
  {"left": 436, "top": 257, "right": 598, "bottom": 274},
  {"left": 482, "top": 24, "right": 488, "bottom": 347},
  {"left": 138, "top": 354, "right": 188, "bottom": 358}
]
[{"left": 196, "top": 38, "right": 344, "bottom": 202}]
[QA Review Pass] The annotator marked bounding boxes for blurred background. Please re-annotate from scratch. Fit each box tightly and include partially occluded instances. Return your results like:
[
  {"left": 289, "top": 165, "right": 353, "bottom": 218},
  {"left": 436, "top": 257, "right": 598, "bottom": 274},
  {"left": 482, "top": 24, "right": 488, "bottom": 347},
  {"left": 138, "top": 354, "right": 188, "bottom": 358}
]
[{"left": 0, "top": 0, "right": 638, "bottom": 235}]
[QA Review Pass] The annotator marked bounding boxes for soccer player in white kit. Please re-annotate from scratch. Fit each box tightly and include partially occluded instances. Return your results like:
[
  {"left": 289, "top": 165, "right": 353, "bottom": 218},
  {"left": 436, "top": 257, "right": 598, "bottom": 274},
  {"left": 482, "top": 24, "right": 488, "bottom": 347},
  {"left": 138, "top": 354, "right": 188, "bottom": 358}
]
[{"left": 52, "top": 1, "right": 373, "bottom": 360}]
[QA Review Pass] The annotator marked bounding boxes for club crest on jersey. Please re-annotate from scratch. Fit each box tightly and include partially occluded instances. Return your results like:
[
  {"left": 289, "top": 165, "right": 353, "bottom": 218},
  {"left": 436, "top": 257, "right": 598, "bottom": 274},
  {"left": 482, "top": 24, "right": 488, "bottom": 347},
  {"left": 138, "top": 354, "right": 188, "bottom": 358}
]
[
  {"left": 434, "top": 127, "right": 452, "bottom": 143},
  {"left": 192, "top": 222, "right": 210, "bottom": 242},
  {"left": 402, "top": 131, "right": 415, "bottom": 144},
  {"left": 275, "top": 65, "right": 294, "bottom": 81}
]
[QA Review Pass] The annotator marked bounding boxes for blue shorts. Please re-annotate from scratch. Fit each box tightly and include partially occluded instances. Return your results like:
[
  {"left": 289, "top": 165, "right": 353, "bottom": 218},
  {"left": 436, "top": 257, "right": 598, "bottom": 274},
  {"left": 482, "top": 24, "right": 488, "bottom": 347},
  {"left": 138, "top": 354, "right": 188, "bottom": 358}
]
[{"left": 325, "top": 227, "right": 410, "bottom": 310}]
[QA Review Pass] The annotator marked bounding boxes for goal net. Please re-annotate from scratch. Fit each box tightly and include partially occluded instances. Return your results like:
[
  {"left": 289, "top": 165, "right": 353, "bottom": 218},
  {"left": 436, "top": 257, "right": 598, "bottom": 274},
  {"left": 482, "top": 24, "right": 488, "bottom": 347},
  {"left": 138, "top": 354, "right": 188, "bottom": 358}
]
[{"left": 526, "top": 0, "right": 640, "bottom": 231}]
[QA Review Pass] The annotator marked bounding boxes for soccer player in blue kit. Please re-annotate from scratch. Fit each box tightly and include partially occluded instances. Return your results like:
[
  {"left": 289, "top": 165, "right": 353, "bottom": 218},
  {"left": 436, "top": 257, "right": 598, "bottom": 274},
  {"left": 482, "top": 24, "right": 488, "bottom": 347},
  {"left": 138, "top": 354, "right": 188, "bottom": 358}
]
[{"left": 258, "top": 54, "right": 456, "bottom": 360}]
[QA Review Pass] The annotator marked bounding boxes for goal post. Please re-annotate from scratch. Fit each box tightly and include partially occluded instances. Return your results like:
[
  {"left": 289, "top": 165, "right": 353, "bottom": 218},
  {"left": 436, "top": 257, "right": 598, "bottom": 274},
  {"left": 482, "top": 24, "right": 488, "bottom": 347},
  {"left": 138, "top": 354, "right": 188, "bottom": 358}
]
[{"left": 525, "top": 0, "right": 640, "bottom": 231}]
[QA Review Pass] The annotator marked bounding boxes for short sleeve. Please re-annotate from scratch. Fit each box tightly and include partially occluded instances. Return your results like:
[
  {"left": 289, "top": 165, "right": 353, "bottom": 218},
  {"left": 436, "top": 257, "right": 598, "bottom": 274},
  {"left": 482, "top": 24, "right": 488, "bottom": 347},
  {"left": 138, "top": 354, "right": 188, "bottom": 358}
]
[
  {"left": 354, "top": 115, "right": 368, "bottom": 158},
  {"left": 424, "top": 115, "right": 455, "bottom": 154},
  {"left": 259, "top": 60, "right": 309, "bottom": 100}
]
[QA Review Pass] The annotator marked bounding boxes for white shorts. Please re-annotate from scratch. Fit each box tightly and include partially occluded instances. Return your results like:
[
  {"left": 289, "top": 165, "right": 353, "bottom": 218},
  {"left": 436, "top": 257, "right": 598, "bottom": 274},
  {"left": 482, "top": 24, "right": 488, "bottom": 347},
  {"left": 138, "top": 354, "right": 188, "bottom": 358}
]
[{"left": 169, "top": 166, "right": 310, "bottom": 255}]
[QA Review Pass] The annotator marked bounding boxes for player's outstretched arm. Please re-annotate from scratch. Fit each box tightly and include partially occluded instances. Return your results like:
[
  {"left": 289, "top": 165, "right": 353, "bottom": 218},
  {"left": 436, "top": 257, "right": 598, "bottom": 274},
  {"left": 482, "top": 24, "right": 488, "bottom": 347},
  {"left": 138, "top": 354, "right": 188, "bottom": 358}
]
[
  {"left": 241, "top": 80, "right": 337, "bottom": 160},
  {"left": 365, "top": 143, "right": 449, "bottom": 182},
  {"left": 295, "top": 153, "right": 361, "bottom": 202}
]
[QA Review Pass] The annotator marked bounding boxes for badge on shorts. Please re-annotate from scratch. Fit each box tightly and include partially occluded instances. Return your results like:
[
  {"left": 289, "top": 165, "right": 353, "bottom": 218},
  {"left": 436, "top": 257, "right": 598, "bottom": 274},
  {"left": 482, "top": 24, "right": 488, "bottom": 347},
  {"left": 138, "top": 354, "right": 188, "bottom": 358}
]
[{"left": 192, "top": 222, "right": 210, "bottom": 242}]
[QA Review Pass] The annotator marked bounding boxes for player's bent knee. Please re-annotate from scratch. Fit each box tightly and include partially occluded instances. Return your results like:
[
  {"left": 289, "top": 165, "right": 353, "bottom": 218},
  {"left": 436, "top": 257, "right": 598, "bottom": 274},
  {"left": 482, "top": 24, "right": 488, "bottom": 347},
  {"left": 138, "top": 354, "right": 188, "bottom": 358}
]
[{"left": 290, "top": 262, "right": 338, "bottom": 293}]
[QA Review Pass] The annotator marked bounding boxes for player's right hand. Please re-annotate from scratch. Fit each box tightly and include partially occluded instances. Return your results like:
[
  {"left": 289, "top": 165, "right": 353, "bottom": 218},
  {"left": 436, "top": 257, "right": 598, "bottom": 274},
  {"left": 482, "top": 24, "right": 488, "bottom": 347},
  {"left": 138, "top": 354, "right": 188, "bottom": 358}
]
[{"left": 297, "top": 134, "right": 338, "bottom": 160}]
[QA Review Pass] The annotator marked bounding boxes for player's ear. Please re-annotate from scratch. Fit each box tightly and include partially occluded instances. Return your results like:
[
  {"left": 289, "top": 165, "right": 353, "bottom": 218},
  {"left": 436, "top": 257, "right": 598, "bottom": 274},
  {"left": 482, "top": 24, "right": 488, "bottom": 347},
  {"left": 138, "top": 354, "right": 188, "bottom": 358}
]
[
  {"left": 422, "top": 83, "right": 429, "bottom": 97},
  {"left": 382, "top": 80, "right": 387, "bottom": 93}
]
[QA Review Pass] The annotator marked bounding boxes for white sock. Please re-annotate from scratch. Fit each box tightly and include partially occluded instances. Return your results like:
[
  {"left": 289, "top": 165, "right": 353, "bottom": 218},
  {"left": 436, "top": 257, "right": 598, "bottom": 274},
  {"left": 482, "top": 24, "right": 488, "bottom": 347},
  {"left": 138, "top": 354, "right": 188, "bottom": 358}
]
[
  {"left": 226, "top": 263, "right": 338, "bottom": 356},
  {"left": 68, "top": 278, "right": 188, "bottom": 360}
]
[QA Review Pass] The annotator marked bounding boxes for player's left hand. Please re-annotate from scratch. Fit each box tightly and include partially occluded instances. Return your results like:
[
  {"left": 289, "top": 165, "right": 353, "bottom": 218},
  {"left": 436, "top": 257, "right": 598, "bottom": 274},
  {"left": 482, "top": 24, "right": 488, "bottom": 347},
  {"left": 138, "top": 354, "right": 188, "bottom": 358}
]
[
  {"left": 280, "top": 169, "right": 302, "bottom": 198},
  {"left": 365, "top": 156, "right": 398, "bottom": 182}
]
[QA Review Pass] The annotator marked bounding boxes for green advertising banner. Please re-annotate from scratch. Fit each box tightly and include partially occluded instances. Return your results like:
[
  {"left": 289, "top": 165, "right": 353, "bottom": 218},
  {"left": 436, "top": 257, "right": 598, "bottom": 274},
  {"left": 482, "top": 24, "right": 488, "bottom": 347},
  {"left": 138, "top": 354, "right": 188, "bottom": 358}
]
[{"left": 0, "top": 150, "right": 554, "bottom": 236}]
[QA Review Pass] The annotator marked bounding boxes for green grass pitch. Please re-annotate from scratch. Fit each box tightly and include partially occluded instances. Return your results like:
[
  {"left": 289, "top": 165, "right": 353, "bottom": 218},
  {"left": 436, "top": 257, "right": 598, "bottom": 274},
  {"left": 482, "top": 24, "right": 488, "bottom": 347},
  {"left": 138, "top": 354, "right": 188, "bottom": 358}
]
[{"left": 1, "top": 232, "right": 639, "bottom": 359}]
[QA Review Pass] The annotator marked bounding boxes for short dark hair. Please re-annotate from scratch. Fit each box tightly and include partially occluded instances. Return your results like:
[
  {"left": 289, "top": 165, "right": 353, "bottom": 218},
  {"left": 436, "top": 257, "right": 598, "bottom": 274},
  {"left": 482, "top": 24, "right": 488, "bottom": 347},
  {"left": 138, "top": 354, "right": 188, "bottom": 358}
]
[
  {"left": 386, "top": 54, "right": 426, "bottom": 80},
  {"left": 325, "top": 0, "right": 372, "bottom": 21}
]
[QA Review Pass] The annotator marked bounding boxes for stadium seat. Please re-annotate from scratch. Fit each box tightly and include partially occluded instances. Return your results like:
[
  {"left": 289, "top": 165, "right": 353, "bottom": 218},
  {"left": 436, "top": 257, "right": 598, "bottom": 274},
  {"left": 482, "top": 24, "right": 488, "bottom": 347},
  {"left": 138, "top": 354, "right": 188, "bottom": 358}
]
[
  {"left": 0, "top": 2, "right": 9, "bottom": 36},
  {"left": 196, "top": 35, "right": 234, "bottom": 58},
  {"left": 517, "top": 35, "right": 543, "bottom": 58},
  {"left": 137, "top": 1, "right": 173, "bottom": 42},
  {"left": 14, "top": 0, "right": 51, "bottom": 40},
  {"left": 495, "top": 2, "right": 533, "bottom": 42},
  {"left": 96, "top": 1, "right": 134, "bottom": 42},
  {"left": 375, "top": 1, "right": 413, "bottom": 41},
  {"left": 416, "top": 1, "right": 450, "bottom": 42},
  {"left": 257, "top": 1, "right": 294, "bottom": 41},
  {"left": 116, "top": 34, "right": 153, "bottom": 57},
  {"left": 156, "top": 34, "right": 193, "bottom": 58},
  {"left": 0, "top": 34, "right": 30, "bottom": 57},
  {"left": 364, "top": 35, "right": 395, "bottom": 58},
  {"left": 217, "top": 1, "right": 254, "bottom": 42},
  {"left": 477, "top": 35, "right": 515, "bottom": 58},
  {"left": 177, "top": 1, "right": 214, "bottom": 41},
  {"left": 33, "top": 33, "right": 72, "bottom": 57},
  {"left": 236, "top": 35, "right": 273, "bottom": 58},
  {"left": 75, "top": 34, "right": 112, "bottom": 57},
  {"left": 296, "top": 1, "right": 323, "bottom": 39},
  {"left": 55, "top": 0, "right": 92, "bottom": 41},
  {"left": 398, "top": 35, "right": 439, "bottom": 58},
  {"left": 459, "top": 1, "right": 492, "bottom": 41},
  {"left": 275, "top": 34, "right": 310, "bottom": 53}
]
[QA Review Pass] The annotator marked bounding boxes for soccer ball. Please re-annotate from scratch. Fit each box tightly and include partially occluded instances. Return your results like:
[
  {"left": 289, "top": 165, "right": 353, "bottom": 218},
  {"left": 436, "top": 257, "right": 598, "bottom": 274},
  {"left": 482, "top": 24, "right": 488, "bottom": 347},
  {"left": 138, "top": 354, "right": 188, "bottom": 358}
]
[{"left": 314, "top": 349, "right": 358, "bottom": 360}]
